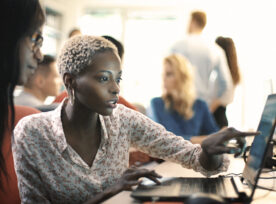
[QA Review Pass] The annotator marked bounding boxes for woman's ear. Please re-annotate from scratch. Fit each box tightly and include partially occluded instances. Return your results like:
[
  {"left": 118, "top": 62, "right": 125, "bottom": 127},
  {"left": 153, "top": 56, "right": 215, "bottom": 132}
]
[{"left": 63, "top": 73, "right": 75, "bottom": 90}]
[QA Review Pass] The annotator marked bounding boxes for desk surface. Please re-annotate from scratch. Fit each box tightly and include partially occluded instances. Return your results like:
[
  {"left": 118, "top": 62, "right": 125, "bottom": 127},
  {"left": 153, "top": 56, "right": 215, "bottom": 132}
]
[{"left": 104, "top": 156, "right": 276, "bottom": 204}]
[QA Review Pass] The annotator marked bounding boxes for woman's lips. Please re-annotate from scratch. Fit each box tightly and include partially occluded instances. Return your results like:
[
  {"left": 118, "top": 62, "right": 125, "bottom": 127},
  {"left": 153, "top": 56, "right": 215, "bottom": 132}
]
[
  {"left": 106, "top": 99, "right": 118, "bottom": 109},
  {"left": 108, "top": 103, "right": 117, "bottom": 109}
]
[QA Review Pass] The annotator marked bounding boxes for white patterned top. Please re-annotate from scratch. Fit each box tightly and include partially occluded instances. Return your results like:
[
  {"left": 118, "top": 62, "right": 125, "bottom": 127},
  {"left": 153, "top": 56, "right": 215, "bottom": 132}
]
[{"left": 12, "top": 99, "right": 229, "bottom": 204}]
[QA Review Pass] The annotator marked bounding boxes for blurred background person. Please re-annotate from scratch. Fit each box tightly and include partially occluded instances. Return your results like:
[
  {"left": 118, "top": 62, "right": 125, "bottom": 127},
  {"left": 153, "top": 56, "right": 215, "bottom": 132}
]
[
  {"left": 148, "top": 54, "right": 219, "bottom": 144},
  {"left": 0, "top": 0, "right": 45, "bottom": 203},
  {"left": 14, "top": 55, "right": 62, "bottom": 111},
  {"left": 213, "top": 36, "right": 241, "bottom": 128},
  {"left": 51, "top": 28, "right": 81, "bottom": 103},
  {"left": 102, "top": 35, "right": 124, "bottom": 60},
  {"left": 169, "top": 11, "right": 233, "bottom": 116}
]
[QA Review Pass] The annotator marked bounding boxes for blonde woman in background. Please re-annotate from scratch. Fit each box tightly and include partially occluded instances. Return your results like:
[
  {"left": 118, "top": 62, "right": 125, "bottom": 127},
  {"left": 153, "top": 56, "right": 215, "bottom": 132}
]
[{"left": 148, "top": 54, "right": 219, "bottom": 144}]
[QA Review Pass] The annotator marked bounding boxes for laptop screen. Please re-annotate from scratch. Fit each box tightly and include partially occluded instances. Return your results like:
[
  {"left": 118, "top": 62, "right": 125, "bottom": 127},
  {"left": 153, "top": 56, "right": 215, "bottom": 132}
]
[{"left": 242, "top": 94, "right": 276, "bottom": 197}]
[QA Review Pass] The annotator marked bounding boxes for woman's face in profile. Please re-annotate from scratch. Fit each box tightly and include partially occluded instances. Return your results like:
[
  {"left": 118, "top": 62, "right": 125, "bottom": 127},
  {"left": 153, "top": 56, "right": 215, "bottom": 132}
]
[
  {"left": 162, "top": 62, "right": 176, "bottom": 92},
  {"left": 18, "top": 27, "right": 44, "bottom": 85},
  {"left": 74, "top": 51, "right": 122, "bottom": 116}
]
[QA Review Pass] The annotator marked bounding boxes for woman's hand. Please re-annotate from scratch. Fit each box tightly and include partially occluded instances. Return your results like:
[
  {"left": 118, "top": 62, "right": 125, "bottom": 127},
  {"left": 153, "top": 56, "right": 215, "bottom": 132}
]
[
  {"left": 199, "top": 127, "right": 259, "bottom": 171},
  {"left": 118, "top": 168, "right": 162, "bottom": 190},
  {"left": 84, "top": 168, "right": 162, "bottom": 204},
  {"left": 201, "top": 127, "right": 259, "bottom": 156}
]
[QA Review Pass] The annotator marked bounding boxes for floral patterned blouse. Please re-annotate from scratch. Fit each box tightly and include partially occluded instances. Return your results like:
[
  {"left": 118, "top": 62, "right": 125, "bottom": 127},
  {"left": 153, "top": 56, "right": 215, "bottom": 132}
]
[{"left": 12, "top": 100, "right": 229, "bottom": 204}]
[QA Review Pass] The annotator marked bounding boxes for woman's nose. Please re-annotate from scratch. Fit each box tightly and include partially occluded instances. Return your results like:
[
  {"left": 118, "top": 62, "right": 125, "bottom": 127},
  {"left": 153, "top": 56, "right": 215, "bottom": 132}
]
[{"left": 111, "top": 81, "right": 120, "bottom": 95}]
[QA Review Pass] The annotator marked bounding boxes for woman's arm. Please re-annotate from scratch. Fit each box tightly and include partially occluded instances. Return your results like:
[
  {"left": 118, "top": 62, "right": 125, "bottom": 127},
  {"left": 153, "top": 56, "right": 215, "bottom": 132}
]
[
  {"left": 127, "top": 107, "right": 222, "bottom": 176},
  {"left": 84, "top": 168, "right": 161, "bottom": 204},
  {"left": 12, "top": 120, "right": 51, "bottom": 204},
  {"left": 84, "top": 183, "right": 123, "bottom": 204},
  {"left": 199, "top": 127, "right": 259, "bottom": 170},
  {"left": 127, "top": 109, "right": 258, "bottom": 176},
  {"left": 190, "top": 135, "right": 207, "bottom": 144}
]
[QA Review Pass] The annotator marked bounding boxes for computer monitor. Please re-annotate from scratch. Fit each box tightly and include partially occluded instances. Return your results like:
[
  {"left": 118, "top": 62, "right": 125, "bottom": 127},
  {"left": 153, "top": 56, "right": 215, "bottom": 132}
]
[{"left": 242, "top": 94, "right": 276, "bottom": 198}]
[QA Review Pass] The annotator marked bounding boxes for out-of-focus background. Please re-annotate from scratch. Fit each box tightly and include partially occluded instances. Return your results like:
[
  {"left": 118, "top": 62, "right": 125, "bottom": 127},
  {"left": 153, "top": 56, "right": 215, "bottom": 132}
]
[{"left": 40, "top": 0, "right": 276, "bottom": 131}]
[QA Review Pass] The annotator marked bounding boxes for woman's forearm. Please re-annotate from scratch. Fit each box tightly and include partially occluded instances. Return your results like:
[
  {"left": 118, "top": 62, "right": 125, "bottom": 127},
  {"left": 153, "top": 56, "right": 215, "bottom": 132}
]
[
  {"left": 190, "top": 135, "right": 207, "bottom": 144},
  {"left": 84, "top": 183, "right": 123, "bottom": 204}
]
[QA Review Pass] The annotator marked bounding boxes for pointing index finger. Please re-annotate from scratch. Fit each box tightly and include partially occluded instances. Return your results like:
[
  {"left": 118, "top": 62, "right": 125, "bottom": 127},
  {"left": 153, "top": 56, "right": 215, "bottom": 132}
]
[
  {"left": 238, "top": 131, "right": 261, "bottom": 137},
  {"left": 226, "top": 131, "right": 260, "bottom": 141}
]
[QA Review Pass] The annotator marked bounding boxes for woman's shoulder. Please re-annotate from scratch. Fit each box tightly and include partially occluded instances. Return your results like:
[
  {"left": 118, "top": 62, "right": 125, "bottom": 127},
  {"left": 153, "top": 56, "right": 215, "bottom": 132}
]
[
  {"left": 14, "top": 109, "right": 55, "bottom": 131},
  {"left": 13, "top": 109, "right": 62, "bottom": 146}
]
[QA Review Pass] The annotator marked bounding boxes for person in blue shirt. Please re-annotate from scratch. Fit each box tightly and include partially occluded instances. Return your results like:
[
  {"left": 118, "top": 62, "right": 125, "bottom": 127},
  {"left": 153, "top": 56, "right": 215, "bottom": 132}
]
[{"left": 148, "top": 54, "right": 219, "bottom": 144}]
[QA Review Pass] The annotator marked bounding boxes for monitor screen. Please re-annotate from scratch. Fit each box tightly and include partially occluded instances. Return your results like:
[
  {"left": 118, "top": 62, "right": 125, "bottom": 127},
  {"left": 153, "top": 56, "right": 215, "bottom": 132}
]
[{"left": 243, "top": 94, "right": 276, "bottom": 196}]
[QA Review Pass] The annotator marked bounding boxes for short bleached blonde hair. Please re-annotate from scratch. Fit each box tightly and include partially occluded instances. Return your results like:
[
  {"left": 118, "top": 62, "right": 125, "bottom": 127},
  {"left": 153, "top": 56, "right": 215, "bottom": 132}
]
[
  {"left": 57, "top": 35, "right": 118, "bottom": 76},
  {"left": 162, "top": 54, "right": 196, "bottom": 120}
]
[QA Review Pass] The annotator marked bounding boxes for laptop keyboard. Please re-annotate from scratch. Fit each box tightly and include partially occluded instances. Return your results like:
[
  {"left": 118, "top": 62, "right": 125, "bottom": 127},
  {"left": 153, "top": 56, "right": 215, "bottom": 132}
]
[
  {"left": 131, "top": 176, "right": 237, "bottom": 200},
  {"left": 179, "top": 177, "right": 226, "bottom": 195}
]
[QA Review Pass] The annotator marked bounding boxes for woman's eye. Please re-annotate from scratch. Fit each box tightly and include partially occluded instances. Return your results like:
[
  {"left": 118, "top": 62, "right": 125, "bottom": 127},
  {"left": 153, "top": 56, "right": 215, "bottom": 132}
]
[
  {"left": 99, "top": 76, "right": 108, "bottom": 82},
  {"left": 116, "top": 77, "right": 122, "bottom": 84}
]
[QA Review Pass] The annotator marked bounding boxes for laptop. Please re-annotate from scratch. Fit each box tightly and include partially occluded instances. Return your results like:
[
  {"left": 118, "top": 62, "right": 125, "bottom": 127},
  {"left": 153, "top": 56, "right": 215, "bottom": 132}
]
[{"left": 131, "top": 93, "right": 276, "bottom": 203}]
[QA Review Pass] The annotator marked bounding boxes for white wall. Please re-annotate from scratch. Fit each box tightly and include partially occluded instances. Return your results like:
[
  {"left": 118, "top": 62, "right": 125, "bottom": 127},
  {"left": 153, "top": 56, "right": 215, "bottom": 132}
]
[{"left": 41, "top": 0, "right": 83, "bottom": 52}]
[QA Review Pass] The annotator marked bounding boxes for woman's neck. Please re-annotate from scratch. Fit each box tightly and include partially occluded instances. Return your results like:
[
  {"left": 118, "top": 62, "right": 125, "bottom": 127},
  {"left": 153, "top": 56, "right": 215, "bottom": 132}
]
[
  {"left": 61, "top": 100, "right": 102, "bottom": 167},
  {"left": 62, "top": 100, "right": 99, "bottom": 134}
]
